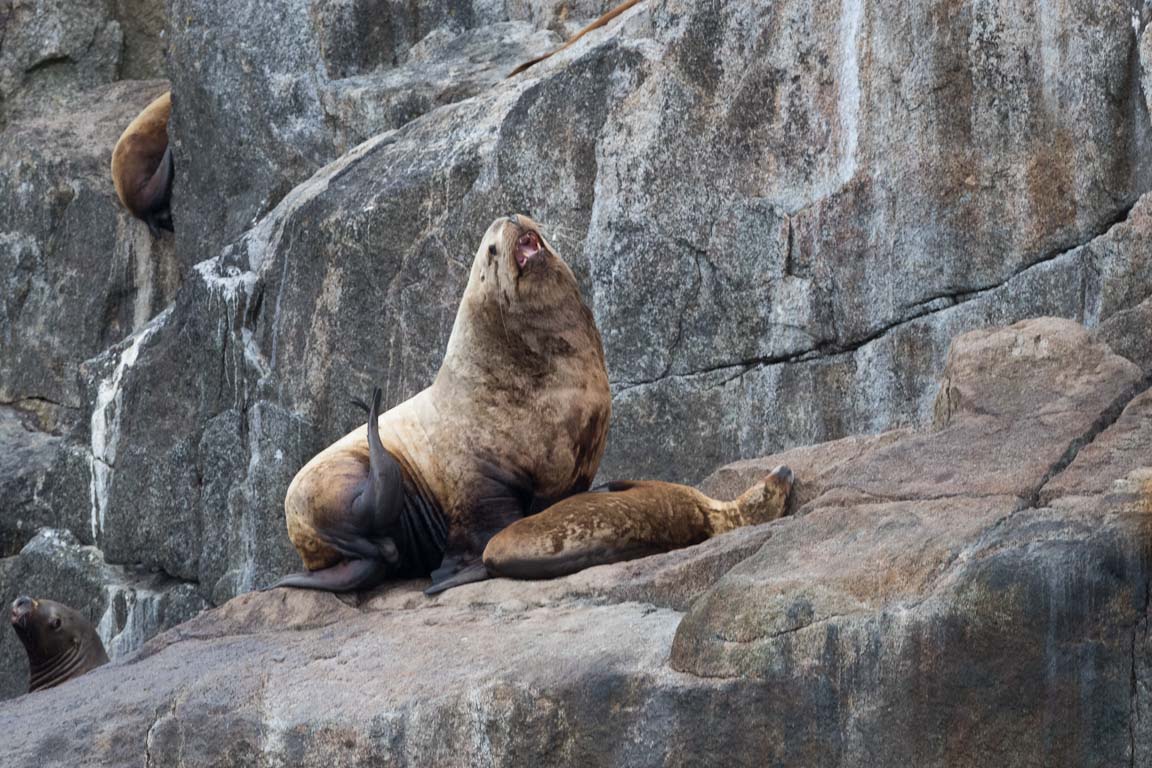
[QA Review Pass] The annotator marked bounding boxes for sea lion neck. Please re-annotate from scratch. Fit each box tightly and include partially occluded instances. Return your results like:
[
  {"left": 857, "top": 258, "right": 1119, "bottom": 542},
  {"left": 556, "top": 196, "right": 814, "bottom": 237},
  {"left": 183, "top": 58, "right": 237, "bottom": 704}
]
[{"left": 28, "top": 641, "right": 86, "bottom": 692}]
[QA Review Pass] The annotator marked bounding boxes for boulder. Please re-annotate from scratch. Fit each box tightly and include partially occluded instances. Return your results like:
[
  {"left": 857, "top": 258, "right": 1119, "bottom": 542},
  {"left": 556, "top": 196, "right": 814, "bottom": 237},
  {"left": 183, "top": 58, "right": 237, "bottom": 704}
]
[
  {"left": 165, "top": 0, "right": 563, "bottom": 271},
  {"left": 0, "top": 406, "right": 89, "bottom": 558},
  {"left": 2, "top": 318, "right": 1149, "bottom": 766}
]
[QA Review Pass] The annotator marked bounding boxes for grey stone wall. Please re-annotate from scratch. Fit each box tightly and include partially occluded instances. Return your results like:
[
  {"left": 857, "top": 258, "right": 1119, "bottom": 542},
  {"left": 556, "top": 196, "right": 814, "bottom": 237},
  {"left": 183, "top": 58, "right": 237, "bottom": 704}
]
[{"left": 1, "top": 0, "right": 1151, "bottom": 706}]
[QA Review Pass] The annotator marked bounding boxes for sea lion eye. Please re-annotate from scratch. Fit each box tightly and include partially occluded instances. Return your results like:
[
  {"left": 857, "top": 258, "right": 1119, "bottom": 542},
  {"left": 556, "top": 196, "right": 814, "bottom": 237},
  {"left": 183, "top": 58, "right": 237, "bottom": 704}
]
[
  {"left": 488, "top": 244, "right": 497, "bottom": 256},
  {"left": 49, "top": 617, "right": 61, "bottom": 630}
]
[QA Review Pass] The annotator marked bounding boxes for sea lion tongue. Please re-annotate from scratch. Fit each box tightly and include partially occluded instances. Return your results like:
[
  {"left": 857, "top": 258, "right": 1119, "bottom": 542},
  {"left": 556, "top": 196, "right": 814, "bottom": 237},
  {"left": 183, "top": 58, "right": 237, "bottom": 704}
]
[{"left": 515, "top": 231, "right": 541, "bottom": 268}]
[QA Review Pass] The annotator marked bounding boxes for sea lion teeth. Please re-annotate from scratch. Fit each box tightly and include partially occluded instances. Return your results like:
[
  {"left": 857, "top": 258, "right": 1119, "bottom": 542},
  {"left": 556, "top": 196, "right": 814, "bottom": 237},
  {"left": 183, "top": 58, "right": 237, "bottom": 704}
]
[{"left": 515, "top": 231, "right": 541, "bottom": 267}]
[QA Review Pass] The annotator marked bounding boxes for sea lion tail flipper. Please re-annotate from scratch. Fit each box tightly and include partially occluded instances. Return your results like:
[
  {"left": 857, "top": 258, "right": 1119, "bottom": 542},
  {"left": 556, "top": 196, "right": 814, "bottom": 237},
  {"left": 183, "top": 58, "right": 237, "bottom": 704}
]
[
  {"left": 363, "top": 386, "right": 404, "bottom": 530},
  {"left": 424, "top": 560, "right": 490, "bottom": 595},
  {"left": 263, "top": 558, "right": 384, "bottom": 592}
]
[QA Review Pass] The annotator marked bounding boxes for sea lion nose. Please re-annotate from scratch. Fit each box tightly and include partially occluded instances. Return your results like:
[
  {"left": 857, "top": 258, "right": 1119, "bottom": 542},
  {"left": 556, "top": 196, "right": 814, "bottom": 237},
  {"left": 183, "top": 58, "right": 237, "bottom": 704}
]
[
  {"left": 13, "top": 595, "right": 31, "bottom": 610},
  {"left": 506, "top": 214, "right": 520, "bottom": 227}
]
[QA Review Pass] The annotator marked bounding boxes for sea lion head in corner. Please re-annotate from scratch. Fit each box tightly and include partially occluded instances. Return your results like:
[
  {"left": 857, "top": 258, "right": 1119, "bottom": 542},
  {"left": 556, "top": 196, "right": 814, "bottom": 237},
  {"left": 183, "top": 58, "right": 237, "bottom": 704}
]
[
  {"left": 111, "top": 90, "right": 174, "bottom": 237},
  {"left": 10, "top": 596, "right": 109, "bottom": 693}
]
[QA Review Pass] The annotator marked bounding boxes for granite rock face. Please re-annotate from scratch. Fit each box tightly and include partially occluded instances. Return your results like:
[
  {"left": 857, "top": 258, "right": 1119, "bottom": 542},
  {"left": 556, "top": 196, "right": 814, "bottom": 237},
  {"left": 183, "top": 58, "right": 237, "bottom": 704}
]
[
  {"left": 73, "top": 0, "right": 1152, "bottom": 624},
  {"left": 2, "top": 319, "right": 1149, "bottom": 767},
  {"left": 0, "top": 79, "right": 179, "bottom": 410},
  {"left": 0, "top": 0, "right": 122, "bottom": 126},
  {"left": 0, "top": 0, "right": 167, "bottom": 126},
  {"left": 2, "top": 0, "right": 1152, "bottom": 722}
]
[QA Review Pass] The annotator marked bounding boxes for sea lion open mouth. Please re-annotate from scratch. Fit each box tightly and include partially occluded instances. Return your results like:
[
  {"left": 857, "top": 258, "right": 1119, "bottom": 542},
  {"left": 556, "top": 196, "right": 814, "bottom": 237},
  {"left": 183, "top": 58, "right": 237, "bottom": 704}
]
[
  {"left": 10, "top": 597, "right": 33, "bottom": 629},
  {"left": 515, "top": 231, "right": 541, "bottom": 268}
]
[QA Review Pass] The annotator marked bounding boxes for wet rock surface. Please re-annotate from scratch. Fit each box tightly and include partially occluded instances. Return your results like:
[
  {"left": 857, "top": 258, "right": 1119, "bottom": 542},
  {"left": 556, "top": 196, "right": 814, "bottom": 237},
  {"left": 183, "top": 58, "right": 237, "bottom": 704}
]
[{"left": 1, "top": 319, "right": 1149, "bottom": 766}]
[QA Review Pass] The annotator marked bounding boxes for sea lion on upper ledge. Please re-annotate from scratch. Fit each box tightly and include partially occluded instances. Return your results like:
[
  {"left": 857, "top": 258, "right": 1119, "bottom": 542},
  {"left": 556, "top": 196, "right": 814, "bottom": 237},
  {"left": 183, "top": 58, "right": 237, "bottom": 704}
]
[
  {"left": 484, "top": 467, "right": 794, "bottom": 579},
  {"left": 273, "top": 214, "right": 613, "bottom": 594},
  {"left": 508, "top": 0, "right": 645, "bottom": 77},
  {"left": 10, "top": 596, "right": 109, "bottom": 693},
  {"left": 111, "top": 90, "right": 174, "bottom": 236}
]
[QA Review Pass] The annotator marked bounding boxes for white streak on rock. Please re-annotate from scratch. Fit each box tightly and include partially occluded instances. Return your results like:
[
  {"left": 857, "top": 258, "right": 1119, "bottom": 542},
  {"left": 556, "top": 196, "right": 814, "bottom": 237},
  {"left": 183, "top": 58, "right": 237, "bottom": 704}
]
[
  {"left": 88, "top": 309, "right": 171, "bottom": 541},
  {"left": 95, "top": 584, "right": 162, "bottom": 659},
  {"left": 836, "top": 0, "right": 864, "bottom": 186}
]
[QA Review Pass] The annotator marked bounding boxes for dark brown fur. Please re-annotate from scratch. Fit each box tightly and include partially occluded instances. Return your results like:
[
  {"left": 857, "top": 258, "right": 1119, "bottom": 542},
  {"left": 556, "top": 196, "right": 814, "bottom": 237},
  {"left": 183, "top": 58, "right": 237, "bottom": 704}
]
[{"left": 9, "top": 596, "right": 109, "bottom": 693}]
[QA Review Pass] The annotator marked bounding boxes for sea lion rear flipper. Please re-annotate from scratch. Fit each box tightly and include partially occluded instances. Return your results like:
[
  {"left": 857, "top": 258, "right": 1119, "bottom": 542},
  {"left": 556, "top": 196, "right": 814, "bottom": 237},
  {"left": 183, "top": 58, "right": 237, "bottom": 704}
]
[
  {"left": 264, "top": 558, "right": 385, "bottom": 592},
  {"left": 424, "top": 559, "right": 490, "bottom": 595},
  {"left": 361, "top": 387, "right": 404, "bottom": 530},
  {"left": 138, "top": 144, "right": 174, "bottom": 234}
]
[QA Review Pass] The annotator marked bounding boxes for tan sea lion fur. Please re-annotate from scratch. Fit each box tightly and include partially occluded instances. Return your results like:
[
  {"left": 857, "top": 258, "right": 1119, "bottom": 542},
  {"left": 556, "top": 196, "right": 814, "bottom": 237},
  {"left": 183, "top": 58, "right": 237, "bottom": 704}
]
[
  {"left": 9, "top": 596, "right": 109, "bottom": 693},
  {"left": 508, "top": 0, "right": 645, "bottom": 77},
  {"left": 110, "top": 90, "right": 174, "bottom": 236},
  {"left": 483, "top": 466, "right": 794, "bottom": 579},
  {"left": 275, "top": 214, "right": 612, "bottom": 594}
]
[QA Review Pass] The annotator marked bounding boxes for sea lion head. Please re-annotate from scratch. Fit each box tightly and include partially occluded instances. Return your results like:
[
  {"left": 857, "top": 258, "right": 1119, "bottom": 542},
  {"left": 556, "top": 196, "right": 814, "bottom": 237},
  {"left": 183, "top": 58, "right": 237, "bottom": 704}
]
[
  {"left": 468, "top": 214, "right": 580, "bottom": 315},
  {"left": 10, "top": 595, "right": 109, "bottom": 692}
]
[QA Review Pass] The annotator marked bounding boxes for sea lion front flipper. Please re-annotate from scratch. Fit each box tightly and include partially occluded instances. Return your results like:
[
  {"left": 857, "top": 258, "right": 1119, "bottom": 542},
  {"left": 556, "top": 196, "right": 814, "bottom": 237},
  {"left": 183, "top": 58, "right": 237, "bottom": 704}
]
[
  {"left": 264, "top": 558, "right": 385, "bottom": 592},
  {"left": 424, "top": 559, "right": 490, "bottom": 595}
]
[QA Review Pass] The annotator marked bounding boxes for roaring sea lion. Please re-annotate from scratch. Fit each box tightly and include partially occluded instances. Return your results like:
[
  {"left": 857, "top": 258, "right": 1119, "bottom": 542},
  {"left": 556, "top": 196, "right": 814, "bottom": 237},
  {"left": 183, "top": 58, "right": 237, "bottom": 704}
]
[
  {"left": 508, "top": 0, "right": 645, "bottom": 77},
  {"left": 273, "top": 214, "right": 612, "bottom": 594},
  {"left": 111, "top": 90, "right": 174, "bottom": 236},
  {"left": 9, "top": 596, "right": 109, "bottom": 694},
  {"left": 484, "top": 466, "right": 794, "bottom": 579}
]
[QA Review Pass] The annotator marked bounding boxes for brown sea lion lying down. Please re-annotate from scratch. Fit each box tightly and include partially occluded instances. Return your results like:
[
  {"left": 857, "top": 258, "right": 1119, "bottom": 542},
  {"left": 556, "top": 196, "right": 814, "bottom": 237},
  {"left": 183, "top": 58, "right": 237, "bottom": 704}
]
[
  {"left": 10, "top": 596, "right": 109, "bottom": 693},
  {"left": 484, "top": 467, "right": 794, "bottom": 579}
]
